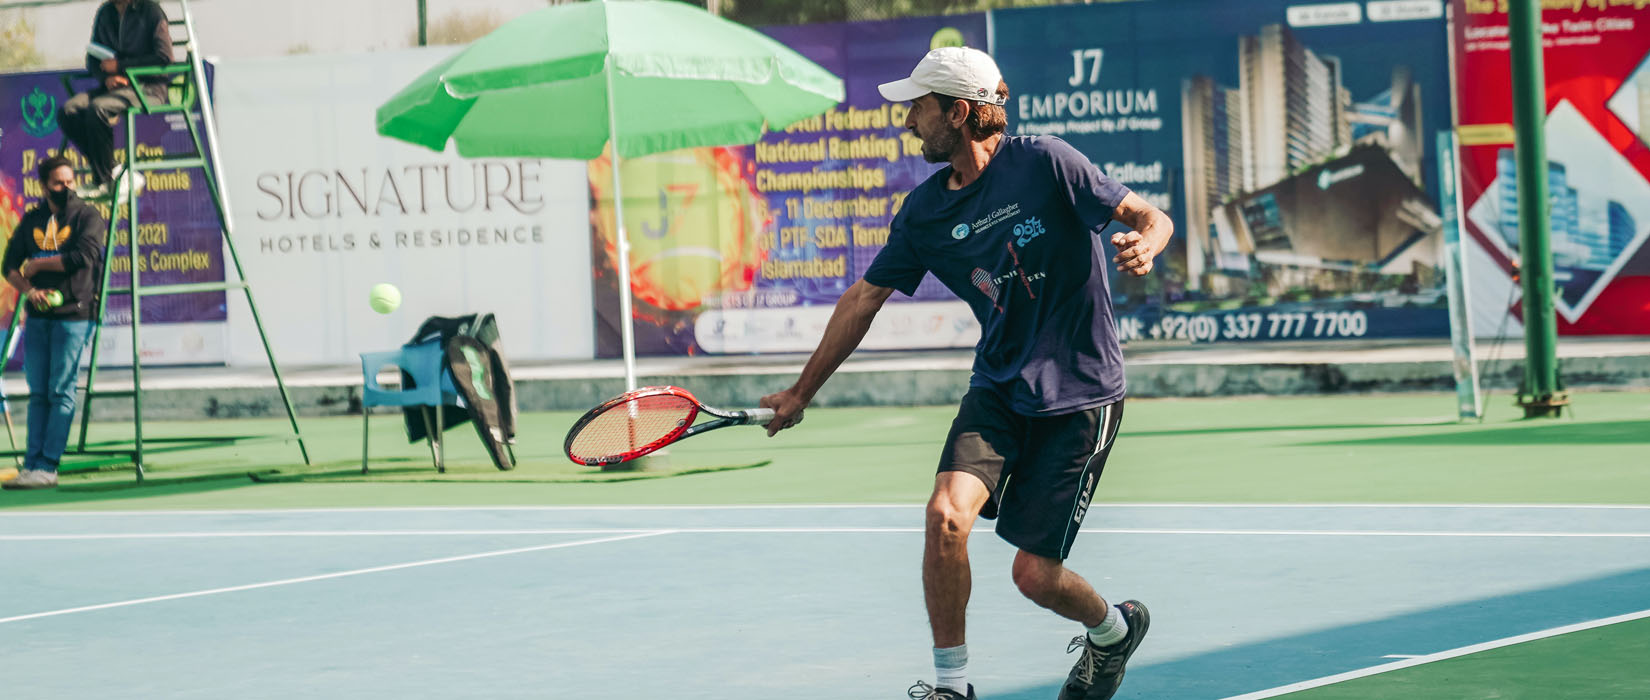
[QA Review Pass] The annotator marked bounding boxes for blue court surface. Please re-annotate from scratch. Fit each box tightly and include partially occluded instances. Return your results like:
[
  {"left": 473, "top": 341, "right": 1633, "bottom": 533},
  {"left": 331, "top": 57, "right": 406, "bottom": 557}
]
[{"left": 3, "top": 504, "right": 1649, "bottom": 699}]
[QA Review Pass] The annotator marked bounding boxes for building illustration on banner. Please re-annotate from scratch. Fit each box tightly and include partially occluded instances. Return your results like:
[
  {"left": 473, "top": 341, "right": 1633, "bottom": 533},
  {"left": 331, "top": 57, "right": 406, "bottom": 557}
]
[
  {"left": 1181, "top": 23, "right": 1438, "bottom": 304},
  {"left": 1467, "top": 100, "right": 1650, "bottom": 322},
  {"left": 1494, "top": 151, "right": 1634, "bottom": 283}
]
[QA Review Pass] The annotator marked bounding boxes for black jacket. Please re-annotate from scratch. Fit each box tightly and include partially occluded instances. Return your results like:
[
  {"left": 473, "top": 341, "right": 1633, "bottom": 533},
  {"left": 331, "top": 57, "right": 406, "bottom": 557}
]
[
  {"left": 86, "top": 0, "right": 174, "bottom": 90},
  {"left": 3, "top": 195, "right": 107, "bottom": 321},
  {"left": 402, "top": 314, "right": 519, "bottom": 471}
]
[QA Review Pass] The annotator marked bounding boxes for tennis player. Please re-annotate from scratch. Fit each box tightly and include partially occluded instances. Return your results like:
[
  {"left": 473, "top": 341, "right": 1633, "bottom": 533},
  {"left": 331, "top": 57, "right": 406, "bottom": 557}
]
[{"left": 759, "top": 47, "right": 1173, "bottom": 700}]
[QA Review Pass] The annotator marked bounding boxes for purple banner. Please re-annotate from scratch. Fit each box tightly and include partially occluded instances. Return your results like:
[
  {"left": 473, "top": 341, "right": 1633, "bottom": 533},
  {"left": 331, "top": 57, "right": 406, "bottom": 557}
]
[
  {"left": 591, "top": 15, "right": 988, "bottom": 357},
  {"left": 1, "top": 67, "right": 227, "bottom": 338},
  {"left": 758, "top": 17, "right": 988, "bottom": 306}
]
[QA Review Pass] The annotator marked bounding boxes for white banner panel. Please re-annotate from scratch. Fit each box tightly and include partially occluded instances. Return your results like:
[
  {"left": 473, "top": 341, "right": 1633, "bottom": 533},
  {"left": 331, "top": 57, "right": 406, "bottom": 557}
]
[
  {"left": 214, "top": 48, "right": 594, "bottom": 367},
  {"left": 694, "top": 301, "right": 979, "bottom": 354}
]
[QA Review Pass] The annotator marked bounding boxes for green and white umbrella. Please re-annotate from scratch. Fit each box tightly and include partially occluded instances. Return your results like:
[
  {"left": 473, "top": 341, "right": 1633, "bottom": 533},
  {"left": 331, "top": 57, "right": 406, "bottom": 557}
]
[{"left": 377, "top": 0, "right": 844, "bottom": 387}]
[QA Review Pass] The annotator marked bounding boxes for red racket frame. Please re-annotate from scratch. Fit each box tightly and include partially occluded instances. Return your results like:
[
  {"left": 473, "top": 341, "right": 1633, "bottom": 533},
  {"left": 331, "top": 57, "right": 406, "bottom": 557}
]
[{"left": 564, "top": 386, "right": 775, "bottom": 467}]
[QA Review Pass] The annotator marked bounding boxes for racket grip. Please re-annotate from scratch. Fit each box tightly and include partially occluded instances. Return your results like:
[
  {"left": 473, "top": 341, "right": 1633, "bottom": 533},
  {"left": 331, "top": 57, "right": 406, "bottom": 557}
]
[{"left": 742, "top": 408, "right": 777, "bottom": 425}]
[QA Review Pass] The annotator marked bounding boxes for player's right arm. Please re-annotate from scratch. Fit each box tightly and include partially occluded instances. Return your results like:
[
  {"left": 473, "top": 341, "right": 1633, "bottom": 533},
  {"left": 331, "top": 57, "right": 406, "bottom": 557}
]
[
  {"left": 3, "top": 223, "right": 32, "bottom": 294},
  {"left": 760, "top": 279, "right": 896, "bottom": 436}
]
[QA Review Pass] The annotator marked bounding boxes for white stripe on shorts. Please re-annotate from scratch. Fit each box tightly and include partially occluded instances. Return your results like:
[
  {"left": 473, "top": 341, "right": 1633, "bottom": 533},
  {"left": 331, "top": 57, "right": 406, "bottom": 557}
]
[{"left": 1060, "top": 402, "right": 1116, "bottom": 558}]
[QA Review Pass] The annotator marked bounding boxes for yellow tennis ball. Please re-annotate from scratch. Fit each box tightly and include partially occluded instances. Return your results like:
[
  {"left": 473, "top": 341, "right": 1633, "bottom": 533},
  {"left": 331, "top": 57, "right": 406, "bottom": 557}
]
[
  {"left": 931, "top": 27, "right": 965, "bottom": 50},
  {"left": 369, "top": 283, "right": 401, "bottom": 314}
]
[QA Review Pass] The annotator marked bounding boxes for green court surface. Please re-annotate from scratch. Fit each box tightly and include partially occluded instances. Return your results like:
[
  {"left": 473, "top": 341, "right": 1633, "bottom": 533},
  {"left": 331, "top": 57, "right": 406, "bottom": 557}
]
[
  {"left": 1273, "top": 616, "right": 1650, "bottom": 699},
  {"left": 1, "top": 390, "right": 1646, "bottom": 510}
]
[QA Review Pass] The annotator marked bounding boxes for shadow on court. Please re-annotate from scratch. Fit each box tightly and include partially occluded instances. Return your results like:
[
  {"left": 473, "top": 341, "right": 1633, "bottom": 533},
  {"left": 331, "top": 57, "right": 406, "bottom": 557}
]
[
  {"left": 1304, "top": 420, "right": 1650, "bottom": 448},
  {"left": 0, "top": 474, "right": 265, "bottom": 507},
  {"left": 989, "top": 566, "right": 1650, "bottom": 700},
  {"left": 1127, "top": 420, "right": 1457, "bottom": 439}
]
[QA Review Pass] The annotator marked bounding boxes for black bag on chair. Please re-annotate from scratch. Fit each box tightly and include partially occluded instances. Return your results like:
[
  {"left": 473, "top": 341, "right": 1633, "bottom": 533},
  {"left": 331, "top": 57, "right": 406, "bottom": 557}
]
[{"left": 402, "top": 313, "right": 518, "bottom": 470}]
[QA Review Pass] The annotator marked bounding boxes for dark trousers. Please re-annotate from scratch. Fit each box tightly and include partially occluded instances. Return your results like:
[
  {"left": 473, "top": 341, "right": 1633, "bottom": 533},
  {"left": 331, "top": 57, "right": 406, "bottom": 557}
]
[{"left": 58, "top": 84, "right": 165, "bottom": 185}]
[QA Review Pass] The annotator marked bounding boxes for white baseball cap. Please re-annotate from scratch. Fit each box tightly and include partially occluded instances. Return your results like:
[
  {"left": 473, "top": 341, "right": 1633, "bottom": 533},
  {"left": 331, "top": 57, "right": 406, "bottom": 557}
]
[{"left": 878, "top": 47, "right": 1006, "bottom": 105}]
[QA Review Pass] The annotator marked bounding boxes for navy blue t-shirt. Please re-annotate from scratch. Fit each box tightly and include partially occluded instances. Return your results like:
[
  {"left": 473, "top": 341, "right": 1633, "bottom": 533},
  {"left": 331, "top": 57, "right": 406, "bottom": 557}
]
[{"left": 864, "top": 135, "right": 1130, "bottom": 416}]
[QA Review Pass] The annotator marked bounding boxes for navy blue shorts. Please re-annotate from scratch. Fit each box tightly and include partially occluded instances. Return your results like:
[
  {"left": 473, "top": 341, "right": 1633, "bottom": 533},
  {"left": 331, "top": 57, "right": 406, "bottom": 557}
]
[{"left": 938, "top": 388, "right": 1124, "bottom": 560}]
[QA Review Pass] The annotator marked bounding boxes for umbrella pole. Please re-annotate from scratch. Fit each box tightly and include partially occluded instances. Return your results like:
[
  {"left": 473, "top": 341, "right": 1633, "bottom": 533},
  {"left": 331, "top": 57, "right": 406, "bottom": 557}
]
[{"left": 606, "top": 65, "right": 639, "bottom": 391}]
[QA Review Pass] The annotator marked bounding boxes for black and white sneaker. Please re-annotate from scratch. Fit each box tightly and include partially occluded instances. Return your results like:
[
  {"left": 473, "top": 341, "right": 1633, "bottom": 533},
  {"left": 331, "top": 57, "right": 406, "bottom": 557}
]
[
  {"left": 1058, "top": 600, "right": 1151, "bottom": 700},
  {"left": 907, "top": 680, "right": 976, "bottom": 699}
]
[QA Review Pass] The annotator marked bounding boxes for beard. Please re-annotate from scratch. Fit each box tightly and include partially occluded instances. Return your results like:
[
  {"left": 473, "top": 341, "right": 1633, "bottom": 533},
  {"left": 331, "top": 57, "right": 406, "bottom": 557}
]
[{"left": 919, "top": 123, "right": 964, "bottom": 163}]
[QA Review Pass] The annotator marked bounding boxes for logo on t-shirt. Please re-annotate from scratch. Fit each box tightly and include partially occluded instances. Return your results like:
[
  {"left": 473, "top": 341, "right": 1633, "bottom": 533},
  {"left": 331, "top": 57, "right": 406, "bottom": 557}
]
[
  {"left": 972, "top": 203, "right": 1021, "bottom": 234},
  {"left": 34, "top": 216, "right": 71, "bottom": 252},
  {"left": 951, "top": 223, "right": 971, "bottom": 240},
  {"left": 1012, "top": 216, "right": 1046, "bottom": 247}
]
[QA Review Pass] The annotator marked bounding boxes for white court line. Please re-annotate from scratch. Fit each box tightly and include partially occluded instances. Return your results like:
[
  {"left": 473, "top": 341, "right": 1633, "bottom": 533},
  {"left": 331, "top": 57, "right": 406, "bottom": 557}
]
[
  {"left": 7, "top": 527, "right": 1650, "bottom": 541},
  {"left": 1094, "top": 529, "right": 1650, "bottom": 538},
  {"left": 3, "top": 502, "right": 1650, "bottom": 516},
  {"left": 0, "top": 504, "right": 921, "bottom": 516},
  {"left": 1220, "top": 607, "right": 1650, "bottom": 700},
  {"left": 0, "top": 531, "right": 670, "bottom": 626},
  {"left": 1098, "top": 503, "right": 1650, "bottom": 510},
  {"left": 0, "top": 528, "right": 921, "bottom": 540}
]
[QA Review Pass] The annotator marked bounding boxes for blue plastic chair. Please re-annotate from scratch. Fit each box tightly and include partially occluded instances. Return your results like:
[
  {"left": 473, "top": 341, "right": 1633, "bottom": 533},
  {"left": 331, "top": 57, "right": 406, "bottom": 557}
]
[{"left": 360, "top": 338, "right": 463, "bottom": 473}]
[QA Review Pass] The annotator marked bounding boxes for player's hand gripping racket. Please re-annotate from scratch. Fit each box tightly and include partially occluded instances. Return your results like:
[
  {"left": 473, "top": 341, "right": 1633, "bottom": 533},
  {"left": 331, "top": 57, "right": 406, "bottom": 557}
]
[{"left": 564, "top": 386, "right": 775, "bottom": 466}]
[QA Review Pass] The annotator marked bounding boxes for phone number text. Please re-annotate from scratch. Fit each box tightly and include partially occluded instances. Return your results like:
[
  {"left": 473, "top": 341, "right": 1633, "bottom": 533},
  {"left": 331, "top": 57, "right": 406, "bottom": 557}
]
[{"left": 1117, "top": 311, "right": 1370, "bottom": 343}]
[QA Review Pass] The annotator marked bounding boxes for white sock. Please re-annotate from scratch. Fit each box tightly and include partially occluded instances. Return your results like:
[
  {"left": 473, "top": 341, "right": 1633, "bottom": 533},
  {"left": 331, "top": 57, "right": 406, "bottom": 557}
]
[
  {"left": 934, "top": 644, "right": 968, "bottom": 693},
  {"left": 1087, "top": 604, "right": 1129, "bottom": 646}
]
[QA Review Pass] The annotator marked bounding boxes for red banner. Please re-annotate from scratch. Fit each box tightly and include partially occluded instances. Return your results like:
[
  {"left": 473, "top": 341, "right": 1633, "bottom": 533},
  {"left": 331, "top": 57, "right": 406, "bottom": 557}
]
[{"left": 1453, "top": 0, "right": 1650, "bottom": 334}]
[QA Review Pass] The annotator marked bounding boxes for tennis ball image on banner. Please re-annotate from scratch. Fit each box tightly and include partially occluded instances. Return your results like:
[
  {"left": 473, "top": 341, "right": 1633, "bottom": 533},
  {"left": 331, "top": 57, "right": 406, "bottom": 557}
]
[
  {"left": 588, "top": 146, "right": 766, "bottom": 312},
  {"left": 369, "top": 283, "right": 402, "bottom": 314},
  {"left": 930, "top": 27, "right": 965, "bottom": 50}
]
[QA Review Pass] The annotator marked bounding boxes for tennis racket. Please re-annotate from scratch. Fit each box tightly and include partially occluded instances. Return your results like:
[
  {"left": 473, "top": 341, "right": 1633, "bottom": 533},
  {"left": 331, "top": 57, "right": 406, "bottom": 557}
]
[{"left": 563, "top": 386, "right": 776, "bottom": 466}]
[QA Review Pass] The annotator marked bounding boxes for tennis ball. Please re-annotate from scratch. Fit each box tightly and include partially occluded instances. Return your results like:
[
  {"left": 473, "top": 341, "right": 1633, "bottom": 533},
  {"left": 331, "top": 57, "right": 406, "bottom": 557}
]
[
  {"left": 34, "top": 290, "right": 62, "bottom": 311},
  {"left": 931, "top": 27, "right": 965, "bottom": 50},
  {"left": 369, "top": 283, "right": 401, "bottom": 314}
]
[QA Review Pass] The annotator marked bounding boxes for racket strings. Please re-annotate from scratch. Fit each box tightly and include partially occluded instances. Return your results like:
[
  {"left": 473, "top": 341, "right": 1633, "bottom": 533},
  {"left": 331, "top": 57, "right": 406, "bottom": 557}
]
[{"left": 568, "top": 394, "right": 695, "bottom": 459}]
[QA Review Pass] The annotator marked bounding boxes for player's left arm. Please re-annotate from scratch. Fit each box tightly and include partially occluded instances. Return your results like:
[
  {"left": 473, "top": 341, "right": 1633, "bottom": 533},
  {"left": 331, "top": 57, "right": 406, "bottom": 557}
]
[
  {"left": 1042, "top": 137, "right": 1175, "bottom": 277},
  {"left": 1108, "top": 192, "right": 1174, "bottom": 277},
  {"left": 25, "top": 256, "right": 64, "bottom": 274}
]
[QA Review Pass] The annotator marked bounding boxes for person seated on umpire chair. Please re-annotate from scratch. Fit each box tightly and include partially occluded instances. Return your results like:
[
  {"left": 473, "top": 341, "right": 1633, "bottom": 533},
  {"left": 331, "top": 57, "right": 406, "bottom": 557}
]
[
  {"left": 2, "top": 157, "right": 107, "bottom": 490},
  {"left": 60, "top": 0, "right": 174, "bottom": 199}
]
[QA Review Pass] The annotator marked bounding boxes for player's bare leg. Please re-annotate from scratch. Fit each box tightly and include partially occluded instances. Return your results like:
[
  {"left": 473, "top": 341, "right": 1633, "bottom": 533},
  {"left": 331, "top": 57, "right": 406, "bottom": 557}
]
[
  {"left": 924, "top": 471, "right": 990, "bottom": 644},
  {"left": 1012, "top": 552, "right": 1150, "bottom": 700},
  {"left": 1011, "top": 551, "right": 1111, "bottom": 625},
  {"left": 913, "top": 471, "right": 991, "bottom": 699}
]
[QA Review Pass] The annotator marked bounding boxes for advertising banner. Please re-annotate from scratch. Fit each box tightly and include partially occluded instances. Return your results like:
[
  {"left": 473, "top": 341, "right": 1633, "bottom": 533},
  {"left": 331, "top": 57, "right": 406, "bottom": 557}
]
[
  {"left": 1, "top": 66, "right": 229, "bottom": 365},
  {"left": 214, "top": 48, "right": 595, "bottom": 367},
  {"left": 1452, "top": 0, "right": 1650, "bottom": 336},
  {"left": 995, "top": 0, "right": 1454, "bottom": 343},
  {"left": 590, "top": 15, "right": 989, "bottom": 357},
  {"left": 594, "top": 3, "right": 1457, "bottom": 356}
]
